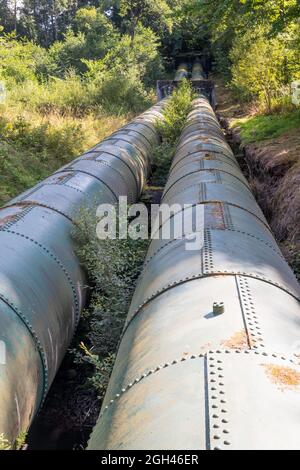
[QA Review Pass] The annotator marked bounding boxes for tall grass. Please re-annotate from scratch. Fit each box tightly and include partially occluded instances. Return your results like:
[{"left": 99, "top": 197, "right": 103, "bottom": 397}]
[{"left": 0, "top": 102, "right": 128, "bottom": 205}]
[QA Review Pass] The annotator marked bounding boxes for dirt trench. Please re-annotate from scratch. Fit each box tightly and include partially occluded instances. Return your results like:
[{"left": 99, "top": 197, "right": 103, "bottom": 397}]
[{"left": 215, "top": 78, "right": 300, "bottom": 280}]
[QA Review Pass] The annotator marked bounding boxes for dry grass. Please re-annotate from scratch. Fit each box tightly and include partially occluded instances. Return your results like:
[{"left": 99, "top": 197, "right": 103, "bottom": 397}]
[
  {"left": 1, "top": 104, "right": 130, "bottom": 151},
  {"left": 0, "top": 103, "right": 130, "bottom": 206}
]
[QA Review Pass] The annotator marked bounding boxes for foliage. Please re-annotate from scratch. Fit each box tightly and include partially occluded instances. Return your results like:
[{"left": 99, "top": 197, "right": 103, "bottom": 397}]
[
  {"left": 150, "top": 141, "right": 175, "bottom": 186},
  {"left": 0, "top": 33, "right": 47, "bottom": 84},
  {"left": 71, "top": 207, "right": 148, "bottom": 396},
  {"left": 156, "top": 79, "right": 195, "bottom": 143},
  {"left": 0, "top": 106, "right": 127, "bottom": 206},
  {"left": 0, "top": 430, "right": 27, "bottom": 450},
  {"left": 186, "top": 0, "right": 300, "bottom": 110},
  {"left": 231, "top": 33, "right": 286, "bottom": 111},
  {"left": 0, "top": 7, "right": 161, "bottom": 116},
  {"left": 77, "top": 344, "right": 116, "bottom": 400},
  {"left": 15, "top": 431, "right": 27, "bottom": 450},
  {"left": 232, "top": 109, "right": 300, "bottom": 143},
  {"left": 0, "top": 433, "right": 11, "bottom": 450}
]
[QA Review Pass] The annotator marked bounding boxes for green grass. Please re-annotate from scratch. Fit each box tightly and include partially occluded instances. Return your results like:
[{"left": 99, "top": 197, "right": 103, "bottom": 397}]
[
  {"left": 0, "top": 109, "right": 128, "bottom": 206},
  {"left": 232, "top": 109, "right": 300, "bottom": 144}
]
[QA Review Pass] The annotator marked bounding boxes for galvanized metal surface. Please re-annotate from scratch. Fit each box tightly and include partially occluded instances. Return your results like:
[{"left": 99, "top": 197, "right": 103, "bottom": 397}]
[
  {"left": 88, "top": 96, "right": 300, "bottom": 450},
  {"left": 0, "top": 100, "right": 166, "bottom": 442}
]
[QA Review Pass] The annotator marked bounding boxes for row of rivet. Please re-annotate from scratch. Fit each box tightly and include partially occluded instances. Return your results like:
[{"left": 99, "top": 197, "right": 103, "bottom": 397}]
[
  {"left": 66, "top": 159, "right": 136, "bottom": 203},
  {"left": 207, "top": 352, "right": 231, "bottom": 449},
  {"left": 174, "top": 147, "right": 237, "bottom": 169},
  {"left": 236, "top": 275, "right": 265, "bottom": 349},
  {"left": 203, "top": 229, "right": 214, "bottom": 271},
  {"left": 1, "top": 228, "right": 81, "bottom": 326},
  {"left": 170, "top": 149, "right": 239, "bottom": 173},
  {"left": 123, "top": 272, "right": 300, "bottom": 337},
  {"left": 98, "top": 353, "right": 205, "bottom": 419},
  {"left": 164, "top": 167, "right": 251, "bottom": 199},
  {"left": 5, "top": 201, "right": 75, "bottom": 223},
  {"left": 95, "top": 348, "right": 297, "bottom": 429},
  {"left": 81, "top": 149, "right": 140, "bottom": 195},
  {"left": 54, "top": 167, "right": 119, "bottom": 202},
  {"left": 0, "top": 291, "right": 49, "bottom": 406},
  {"left": 143, "top": 227, "right": 284, "bottom": 272},
  {"left": 88, "top": 158, "right": 136, "bottom": 203},
  {"left": 0, "top": 205, "right": 34, "bottom": 230}
]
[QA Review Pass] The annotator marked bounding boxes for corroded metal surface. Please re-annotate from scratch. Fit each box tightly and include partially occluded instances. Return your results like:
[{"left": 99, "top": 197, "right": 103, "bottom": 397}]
[
  {"left": 88, "top": 96, "right": 300, "bottom": 450},
  {"left": 0, "top": 101, "right": 166, "bottom": 443}
]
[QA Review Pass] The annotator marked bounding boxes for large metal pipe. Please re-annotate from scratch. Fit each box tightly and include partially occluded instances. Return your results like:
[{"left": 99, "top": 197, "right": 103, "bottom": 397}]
[
  {"left": 191, "top": 57, "right": 205, "bottom": 80},
  {"left": 88, "top": 96, "right": 300, "bottom": 450},
  {"left": 174, "top": 61, "right": 189, "bottom": 82},
  {"left": 0, "top": 101, "right": 166, "bottom": 443}
]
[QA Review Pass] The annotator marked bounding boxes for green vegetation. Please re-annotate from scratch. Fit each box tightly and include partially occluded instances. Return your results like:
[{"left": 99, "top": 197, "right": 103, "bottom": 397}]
[
  {"left": 156, "top": 79, "right": 196, "bottom": 143},
  {"left": 187, "top": 0, "right": 300, "bottom": 113},
  {"left": 0, "top": 433, "right": 11, "bottom": 450},
  {"left": 151, "top": 80, "right": 195, "bottom": 185},
  {"left": 233, "top": 109, "right": 300, "bottom": 143},
  {"left": 0, "top": 110, "right": 128, "bottom": 205},
  {"left": 71, "top": 207, "right": 148, "bottom": 399},
  {"left": 0, "top": 431, "right": 27, "bottom": 450},
  {"left": 0, "top": 4, "right": 169, "bottom": 206}
]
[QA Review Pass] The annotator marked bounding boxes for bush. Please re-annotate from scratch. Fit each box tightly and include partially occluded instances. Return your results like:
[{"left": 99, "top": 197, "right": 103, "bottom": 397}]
[
  {"left": 230, "top": 26, "right": 300, "bottom": 113},
  {"left": 156, "top": 79, "right": 196, "bottom": 142},
  {"left": 0, "top": 33, "right": 47, "bottom": 85},
  {"left": 71, "top": 207, "right": 148, "bottom": 396}
]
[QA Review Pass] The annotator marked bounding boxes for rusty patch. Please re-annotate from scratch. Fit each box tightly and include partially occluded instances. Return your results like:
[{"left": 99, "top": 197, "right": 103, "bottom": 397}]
[
  {"left": 0, "top": 214, "right": 18, "bottom": 228},
  {"left": 8, "top": 201, "right": 33, "bottom": 207},
  {"left": 55, "top": 173, "right": 73, "bottom": 183},
  {"left": 203, "top": 153, "right": 214, "bottom": 160},
  {"left": 205, "top": 203, "right": 226, "bottom": 229},
  {"left": 221, "top": 330, "right": 249, "bottom": 350},
  {"left": 262, "top": 364, "right": 300, "bottom": 391}
]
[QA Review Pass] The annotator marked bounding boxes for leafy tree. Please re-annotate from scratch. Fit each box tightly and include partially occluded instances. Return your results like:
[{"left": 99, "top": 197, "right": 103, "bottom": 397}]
[
  {"left": 231, "top": 32, "right": 286, "bottom": 111},
  {"left": 118, "top": 0, "right": 173, "bottom": 38}
]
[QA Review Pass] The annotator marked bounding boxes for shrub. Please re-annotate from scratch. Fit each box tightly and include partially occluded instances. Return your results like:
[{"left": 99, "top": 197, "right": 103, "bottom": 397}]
[
  {"left": 71, "top": 207, "right": 148, "bottom": 395},
  {"left": 230, "top": 26, "right": 300, "bottom": 113},
  {"left": 0, "top": 32, "right": 48, "bottom": 86},
  {"left": 156, "top": 79, "right": 196, "bottom": 143}
]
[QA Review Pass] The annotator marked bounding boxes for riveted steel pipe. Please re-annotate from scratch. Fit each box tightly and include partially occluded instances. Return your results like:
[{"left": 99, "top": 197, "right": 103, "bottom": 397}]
[
  {"left": 174, "top": 61, "right": 189, "bottom": 82},
  {"left": 0, "top": 100, "right": 166, "bottom": 443},
  {"left": 191, "top": 57, "right": 205, "bottom": 81},
  {"left": 88, "top": 96, "right": 300, "bottom": 450}
]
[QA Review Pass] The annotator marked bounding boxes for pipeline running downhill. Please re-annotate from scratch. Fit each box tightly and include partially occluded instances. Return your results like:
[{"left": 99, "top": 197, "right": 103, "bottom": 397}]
[
  {"left": 0, "top": 99, "right": 167, "bottom": 444},
  {"left": 0, "top": 59, "right": 299, "bottom": 451},
  {"left": 88, "top": 92, "right": 300, "bottom": 451}
]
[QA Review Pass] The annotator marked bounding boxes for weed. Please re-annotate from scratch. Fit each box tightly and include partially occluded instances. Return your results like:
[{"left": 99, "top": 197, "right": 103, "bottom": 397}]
[
  {"left": 71, "top": 207, "right": 148, "bottom": 396},
  {"left": 232, "top": 109, "right": 300, "bottom": 144},
  {"left": 156, "top": 79, "right": 196, "bottom": 143}
]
